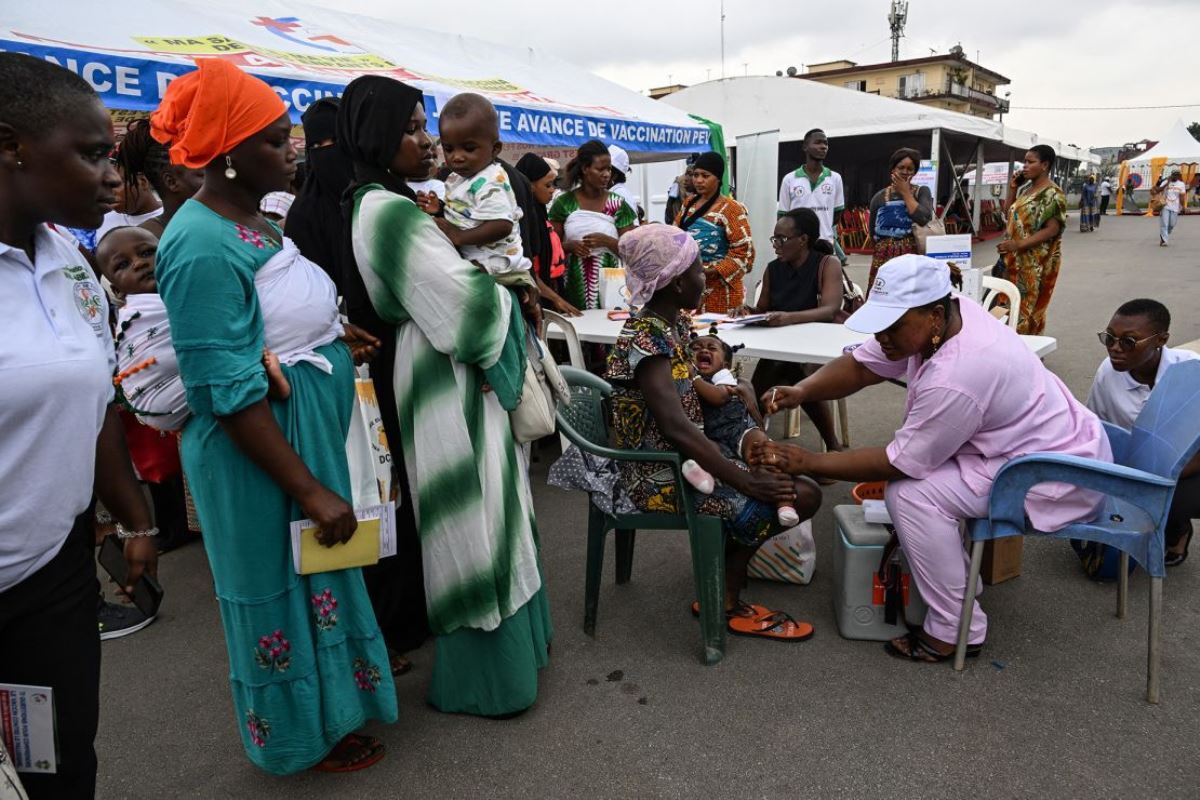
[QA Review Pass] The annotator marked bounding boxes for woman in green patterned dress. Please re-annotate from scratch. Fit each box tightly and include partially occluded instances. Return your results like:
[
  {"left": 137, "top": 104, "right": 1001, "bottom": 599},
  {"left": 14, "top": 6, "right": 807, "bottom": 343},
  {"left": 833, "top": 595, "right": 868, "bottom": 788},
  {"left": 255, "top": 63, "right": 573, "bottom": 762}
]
[
  {"left": 996, "top": 145, "right": 1066, "bottom": 335},
  {"left": 152, "top": 59, "right": 395, "bottom": 774},
  {"left": 338, "top": 76, "right": 552, "bottom": 717},
  {"left": 548, "top": 139, "right": 637, "bottom": 309}
]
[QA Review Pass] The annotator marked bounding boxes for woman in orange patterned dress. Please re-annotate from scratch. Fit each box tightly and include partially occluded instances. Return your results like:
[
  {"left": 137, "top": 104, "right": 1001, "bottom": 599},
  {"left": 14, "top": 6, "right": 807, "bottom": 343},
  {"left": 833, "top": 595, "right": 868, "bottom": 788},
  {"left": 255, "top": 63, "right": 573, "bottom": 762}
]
[{"left": 673, "top": 151, "right": 755, "bottom": 314}]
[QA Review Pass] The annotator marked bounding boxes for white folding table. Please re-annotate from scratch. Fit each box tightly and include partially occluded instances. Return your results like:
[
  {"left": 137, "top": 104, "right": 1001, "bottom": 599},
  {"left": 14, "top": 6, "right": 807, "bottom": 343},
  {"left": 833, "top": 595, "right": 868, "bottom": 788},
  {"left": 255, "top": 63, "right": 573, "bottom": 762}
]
[
  {"left": 546, "top": 311, "right": 1058, "bottom": 445},
  {"left": 547, "top": 310, "right": 1058, "bottom": 364}
]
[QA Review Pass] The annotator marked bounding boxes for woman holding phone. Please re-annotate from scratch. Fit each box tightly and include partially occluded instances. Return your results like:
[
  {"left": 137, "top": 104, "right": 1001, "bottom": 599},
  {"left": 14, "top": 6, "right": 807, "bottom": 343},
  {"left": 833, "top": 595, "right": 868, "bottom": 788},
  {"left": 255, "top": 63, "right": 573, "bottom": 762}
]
[{"left": 996, "top": 145, "right": 1066, "bottom": 335}]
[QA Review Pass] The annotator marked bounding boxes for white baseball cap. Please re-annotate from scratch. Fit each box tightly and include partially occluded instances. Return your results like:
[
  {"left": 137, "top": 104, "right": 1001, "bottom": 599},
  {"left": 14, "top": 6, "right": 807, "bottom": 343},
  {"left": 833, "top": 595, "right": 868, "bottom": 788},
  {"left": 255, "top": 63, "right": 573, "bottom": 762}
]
[
  {"left": 844, "top": 254, "right": 952, "bottom": 334},
  {"left": 607, "top": 144, "right": 631, "bottom": 175}
]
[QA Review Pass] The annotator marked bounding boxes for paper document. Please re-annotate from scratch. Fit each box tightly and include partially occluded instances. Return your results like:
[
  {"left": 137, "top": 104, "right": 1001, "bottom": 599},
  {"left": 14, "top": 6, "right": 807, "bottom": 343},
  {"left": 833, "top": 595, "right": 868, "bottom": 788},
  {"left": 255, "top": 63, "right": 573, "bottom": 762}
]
[
  {"left": 0, "top": 684, "right": 56, "bottom": 774},
  {"left": 692, "top": 313, "right": 770, "bottom": 328},
  {"left": 290, "top": 503, "right": 397, "bottom": 575}
]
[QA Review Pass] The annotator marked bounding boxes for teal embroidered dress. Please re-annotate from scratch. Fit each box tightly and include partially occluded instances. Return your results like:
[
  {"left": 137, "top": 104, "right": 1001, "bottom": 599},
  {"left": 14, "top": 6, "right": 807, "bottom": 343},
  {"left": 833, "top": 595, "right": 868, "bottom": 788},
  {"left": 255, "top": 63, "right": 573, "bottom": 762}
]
[{"left": 156, "top": 200, "right": 396, "bottom": 774}]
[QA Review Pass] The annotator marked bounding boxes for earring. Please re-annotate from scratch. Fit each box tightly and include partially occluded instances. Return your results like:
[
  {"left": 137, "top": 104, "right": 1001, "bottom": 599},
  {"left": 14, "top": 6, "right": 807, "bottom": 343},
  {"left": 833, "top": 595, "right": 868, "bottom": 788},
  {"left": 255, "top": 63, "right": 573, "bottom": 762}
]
[
  {"left": 224, "top": 156, "right": 237, "bottom": 180},
  {"left": 931, "top": 331, "right": 943, "bottom": 352}
]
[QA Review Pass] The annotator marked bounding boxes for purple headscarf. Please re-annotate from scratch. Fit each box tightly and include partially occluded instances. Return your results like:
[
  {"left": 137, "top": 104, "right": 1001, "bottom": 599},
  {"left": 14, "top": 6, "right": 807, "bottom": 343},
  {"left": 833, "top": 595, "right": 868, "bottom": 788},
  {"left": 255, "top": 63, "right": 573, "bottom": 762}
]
[{"left": 618, "top": 224, "right": 699, "bottom": 306}]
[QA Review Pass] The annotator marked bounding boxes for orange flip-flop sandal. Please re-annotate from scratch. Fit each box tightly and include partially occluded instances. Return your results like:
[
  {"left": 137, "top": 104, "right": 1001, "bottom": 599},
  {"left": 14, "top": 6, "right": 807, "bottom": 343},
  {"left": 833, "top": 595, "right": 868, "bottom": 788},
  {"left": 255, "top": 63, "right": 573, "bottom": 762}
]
[{"left": 726, "top": 608, "right": 815, "bottom": 642}]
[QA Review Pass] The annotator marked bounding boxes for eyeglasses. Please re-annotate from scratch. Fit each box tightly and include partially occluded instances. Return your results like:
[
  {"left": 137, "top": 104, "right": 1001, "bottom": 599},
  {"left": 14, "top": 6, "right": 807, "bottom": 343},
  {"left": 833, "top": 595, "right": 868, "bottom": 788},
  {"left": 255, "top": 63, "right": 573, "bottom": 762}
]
[
  {"left": 1096, "top": 331, "right": 1159, "bottom": 352},
  {"left": 769, "top": 235, "right": 798, "bottom": 246}
]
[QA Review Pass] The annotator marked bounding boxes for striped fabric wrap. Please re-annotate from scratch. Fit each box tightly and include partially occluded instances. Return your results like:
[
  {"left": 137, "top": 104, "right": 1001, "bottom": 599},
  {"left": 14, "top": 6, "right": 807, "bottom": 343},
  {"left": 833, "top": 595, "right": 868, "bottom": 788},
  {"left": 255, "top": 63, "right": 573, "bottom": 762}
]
[{"left": 351, "top": 186, "right": 541, "bottom": 634}]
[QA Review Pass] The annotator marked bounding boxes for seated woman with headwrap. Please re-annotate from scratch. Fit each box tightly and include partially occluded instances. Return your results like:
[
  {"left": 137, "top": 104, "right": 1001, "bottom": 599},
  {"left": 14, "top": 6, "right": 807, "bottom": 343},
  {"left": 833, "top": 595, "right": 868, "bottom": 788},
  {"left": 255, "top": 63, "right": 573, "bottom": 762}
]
[
  {"left": 338, "top": 75, "right": 552, "bottom": 718},
  {"left": 605, "top": 225, "right": 821, "bottom": 641},
  {"left": 150, "top": 58, "right": 395, "bottom": 774}
]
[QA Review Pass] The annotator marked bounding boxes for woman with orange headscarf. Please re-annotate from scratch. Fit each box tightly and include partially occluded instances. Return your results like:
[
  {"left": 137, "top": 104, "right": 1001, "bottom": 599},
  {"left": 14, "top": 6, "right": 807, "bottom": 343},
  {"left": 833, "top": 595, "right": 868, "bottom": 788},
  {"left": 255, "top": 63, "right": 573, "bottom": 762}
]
[{"left": 151, "top": 58, "right": 396, "bottom": 774}]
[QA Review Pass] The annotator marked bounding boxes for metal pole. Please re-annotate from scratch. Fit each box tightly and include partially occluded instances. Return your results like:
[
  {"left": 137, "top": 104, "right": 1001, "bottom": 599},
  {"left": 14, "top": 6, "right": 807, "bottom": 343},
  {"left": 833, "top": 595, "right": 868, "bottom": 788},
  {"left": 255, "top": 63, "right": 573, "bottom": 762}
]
[
  {"left": 720, "top": 0, "right": 726, "bottom": 79},
  {"left": 930, "top": 128, "right": 942, "bottom": 208},
  {"left": 972, "top": 141, "right": 984, "bottom": 235},
  {"left": 1147, "top": 576, "right": 1162, "bottom": 703}
]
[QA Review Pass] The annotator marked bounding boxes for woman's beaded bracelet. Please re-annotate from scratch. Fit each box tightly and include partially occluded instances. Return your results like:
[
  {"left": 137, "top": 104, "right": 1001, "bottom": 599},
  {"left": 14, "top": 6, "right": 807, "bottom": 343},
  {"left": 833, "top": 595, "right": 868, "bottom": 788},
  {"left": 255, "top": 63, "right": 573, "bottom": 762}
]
[{"left": 116, "top": 525, "right": 160, "bottom": 541}]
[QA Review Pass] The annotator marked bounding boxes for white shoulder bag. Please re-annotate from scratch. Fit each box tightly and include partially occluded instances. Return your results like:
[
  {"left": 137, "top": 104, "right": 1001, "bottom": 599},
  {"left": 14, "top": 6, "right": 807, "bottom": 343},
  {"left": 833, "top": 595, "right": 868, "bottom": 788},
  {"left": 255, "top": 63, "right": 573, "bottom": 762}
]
[{"left": 510, "top": 333, "right": 569, "bottom": 444}]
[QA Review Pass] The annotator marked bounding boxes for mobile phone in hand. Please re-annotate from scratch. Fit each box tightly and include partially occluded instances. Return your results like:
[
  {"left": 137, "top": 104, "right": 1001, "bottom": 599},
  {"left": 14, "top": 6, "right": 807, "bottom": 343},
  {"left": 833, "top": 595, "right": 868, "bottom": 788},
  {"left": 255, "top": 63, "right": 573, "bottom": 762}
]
[{"left": 98, "top": 534, "right": 163, "bottom": 617}]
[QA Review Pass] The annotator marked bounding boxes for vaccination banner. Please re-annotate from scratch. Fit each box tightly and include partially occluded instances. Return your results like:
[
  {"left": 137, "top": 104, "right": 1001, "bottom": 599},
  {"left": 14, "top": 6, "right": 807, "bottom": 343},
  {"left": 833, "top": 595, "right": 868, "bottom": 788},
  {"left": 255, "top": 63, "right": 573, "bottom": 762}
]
[{"left": 0, "top": 0, "right": 710, "bottom": 155}]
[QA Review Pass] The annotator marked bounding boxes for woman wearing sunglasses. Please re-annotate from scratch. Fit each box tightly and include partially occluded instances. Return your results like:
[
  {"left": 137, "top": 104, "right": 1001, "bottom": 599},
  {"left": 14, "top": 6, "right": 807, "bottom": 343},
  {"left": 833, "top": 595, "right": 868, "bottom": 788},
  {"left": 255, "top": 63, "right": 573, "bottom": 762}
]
[
  {"left": 735, "top": 208, "right": 845, "bottom": 452},
  {"left": 1087, "top": 299, "right": 1200, "bottom": 565}
]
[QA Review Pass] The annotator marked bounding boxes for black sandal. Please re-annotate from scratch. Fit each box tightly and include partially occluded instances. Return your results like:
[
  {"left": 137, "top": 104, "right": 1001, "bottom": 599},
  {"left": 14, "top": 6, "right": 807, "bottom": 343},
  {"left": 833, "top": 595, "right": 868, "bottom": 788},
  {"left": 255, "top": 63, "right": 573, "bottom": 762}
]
[
  {"left": 884, "top": 631, "right": 982, "bottom": 663},
  {"left": 1166, "top": 530, "right": 1193, "bottom": 567},
  {"left": 388, "top": 649, "right": 413, "bottom": 677}
]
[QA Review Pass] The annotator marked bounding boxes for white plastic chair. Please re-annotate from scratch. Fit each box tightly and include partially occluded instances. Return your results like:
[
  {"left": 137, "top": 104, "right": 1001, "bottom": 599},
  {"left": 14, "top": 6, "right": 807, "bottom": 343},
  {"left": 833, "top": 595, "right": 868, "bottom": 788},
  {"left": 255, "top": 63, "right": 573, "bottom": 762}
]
[
  {"left": 542, "top": 310, "right": 586, "bottom": 452},
  {"left": 980, "top": 276, "right": 1021, "bottom": 331},
  {"left": 541, "top": 310, "right": 585, "bottom": 369}
]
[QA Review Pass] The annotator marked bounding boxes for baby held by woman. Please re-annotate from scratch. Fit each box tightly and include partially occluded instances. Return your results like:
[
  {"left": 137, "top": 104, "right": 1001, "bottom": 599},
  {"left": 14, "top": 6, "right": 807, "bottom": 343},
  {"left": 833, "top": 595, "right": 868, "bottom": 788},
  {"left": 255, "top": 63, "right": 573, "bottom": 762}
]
[
  {"left": 683, "top": 327, "right": 804, "bottom": 528},
  {"left": 423, "top": 93, "right": 536, "bottom": 289}
]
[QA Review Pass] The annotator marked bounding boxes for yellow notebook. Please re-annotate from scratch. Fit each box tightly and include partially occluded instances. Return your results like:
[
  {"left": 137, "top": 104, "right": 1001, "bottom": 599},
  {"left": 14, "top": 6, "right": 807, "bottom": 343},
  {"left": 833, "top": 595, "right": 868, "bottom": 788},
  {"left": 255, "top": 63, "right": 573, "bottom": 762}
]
[{"left": 289, "top": 504, "right": 395, "bottom": 575}]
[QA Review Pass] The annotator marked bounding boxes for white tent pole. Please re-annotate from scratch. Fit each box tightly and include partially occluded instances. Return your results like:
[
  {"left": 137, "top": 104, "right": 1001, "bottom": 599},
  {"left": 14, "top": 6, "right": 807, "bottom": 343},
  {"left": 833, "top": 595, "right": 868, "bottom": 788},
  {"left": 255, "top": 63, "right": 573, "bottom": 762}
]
[
  {"left": 930, "top": 128, "right": 942, "bottom": 209},
  {"left": 971, "top": 141, "right": 984, "bottom": 234}
]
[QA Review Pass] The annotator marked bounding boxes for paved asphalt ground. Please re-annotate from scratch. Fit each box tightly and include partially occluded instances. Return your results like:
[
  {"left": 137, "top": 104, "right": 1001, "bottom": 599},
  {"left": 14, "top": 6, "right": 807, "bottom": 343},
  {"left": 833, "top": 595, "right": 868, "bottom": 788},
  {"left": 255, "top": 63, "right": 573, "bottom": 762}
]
[{"left": 95, "top": 212, "right": 1200, "bottom": 799}]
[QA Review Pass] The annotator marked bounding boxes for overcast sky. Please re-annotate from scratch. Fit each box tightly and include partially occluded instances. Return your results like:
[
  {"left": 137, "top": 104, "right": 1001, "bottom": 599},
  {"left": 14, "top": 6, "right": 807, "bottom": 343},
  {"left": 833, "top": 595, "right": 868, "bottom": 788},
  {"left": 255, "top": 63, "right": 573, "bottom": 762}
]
[{"left": 323, "top": 0, "right": 1198, "bottom": 151}]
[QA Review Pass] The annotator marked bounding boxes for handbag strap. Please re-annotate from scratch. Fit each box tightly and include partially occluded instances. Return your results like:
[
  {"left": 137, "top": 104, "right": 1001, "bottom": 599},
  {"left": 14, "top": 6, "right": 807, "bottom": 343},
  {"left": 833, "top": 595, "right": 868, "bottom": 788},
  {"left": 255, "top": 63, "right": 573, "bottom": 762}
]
[{"left": 877, "top": 524, "right": 908, "bottom": 628}]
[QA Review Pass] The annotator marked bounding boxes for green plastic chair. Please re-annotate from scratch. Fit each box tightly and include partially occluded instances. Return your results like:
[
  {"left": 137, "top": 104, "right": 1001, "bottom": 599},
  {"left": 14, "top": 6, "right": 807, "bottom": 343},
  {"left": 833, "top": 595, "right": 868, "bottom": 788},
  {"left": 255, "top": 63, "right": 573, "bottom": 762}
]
[{"left": 555, "top": 366, "right": 727, "bottom": 665}]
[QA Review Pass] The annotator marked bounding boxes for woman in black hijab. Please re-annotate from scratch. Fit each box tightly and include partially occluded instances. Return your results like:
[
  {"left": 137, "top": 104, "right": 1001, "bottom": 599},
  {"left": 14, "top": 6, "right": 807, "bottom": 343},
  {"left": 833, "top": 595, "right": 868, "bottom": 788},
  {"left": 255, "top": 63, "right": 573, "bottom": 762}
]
[
  {"left": 323, "top": 81, "right": 430, "bottom": 675},
  {"left": 285, "top": 98, "right": 356, "bottom": 289},
  {"left": 338, "top": 76, "right": 552, "bottom": 718},
  {"left": 516, "top": 152, "right": 578, "bottom": 316}
]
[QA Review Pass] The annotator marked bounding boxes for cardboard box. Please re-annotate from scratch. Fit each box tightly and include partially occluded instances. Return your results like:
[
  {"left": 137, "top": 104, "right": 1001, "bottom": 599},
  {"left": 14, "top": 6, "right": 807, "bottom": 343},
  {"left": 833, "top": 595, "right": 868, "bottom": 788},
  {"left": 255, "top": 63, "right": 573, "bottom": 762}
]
[{"left": 981, "top": 536, "right": 1024, "bottom": 585}]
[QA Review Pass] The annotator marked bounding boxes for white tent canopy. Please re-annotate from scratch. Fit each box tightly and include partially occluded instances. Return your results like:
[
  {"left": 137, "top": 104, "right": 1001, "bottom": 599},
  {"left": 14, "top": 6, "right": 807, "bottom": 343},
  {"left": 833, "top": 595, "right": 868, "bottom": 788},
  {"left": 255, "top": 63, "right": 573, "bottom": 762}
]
[
  {"left": 1125, "top": 119, "right": 1200, "bottom": 167},
  {"left": 0, "top": 0, "right": 709, "bottom": 159},
  {"left": 662, "top": 76, "right": 1096, "bottom": 164}
]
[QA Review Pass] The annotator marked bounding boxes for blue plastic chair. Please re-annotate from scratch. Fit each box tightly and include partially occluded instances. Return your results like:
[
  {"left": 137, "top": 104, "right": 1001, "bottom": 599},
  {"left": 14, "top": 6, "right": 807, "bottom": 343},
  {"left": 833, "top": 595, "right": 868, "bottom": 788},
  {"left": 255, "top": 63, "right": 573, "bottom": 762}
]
[
  {"left": 953, "top": 359, "right": 1200, "bottom": 702},
  {"left": 553, "top": 366, "right": 728, "bottom": 666}
]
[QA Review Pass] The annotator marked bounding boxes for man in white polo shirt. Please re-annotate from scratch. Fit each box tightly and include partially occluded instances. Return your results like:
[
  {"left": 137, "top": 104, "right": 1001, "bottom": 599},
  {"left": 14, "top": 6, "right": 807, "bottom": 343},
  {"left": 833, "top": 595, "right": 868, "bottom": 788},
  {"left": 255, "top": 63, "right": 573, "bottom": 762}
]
[
  {"left": 0, "top": 54, "right": 158, "bottom": 800},
  {"left": 778, "top": 128, "right": 848, "bottom": 264},
  {"left": 1087, "top": 298, "right": 1199, "bottom": 567}
]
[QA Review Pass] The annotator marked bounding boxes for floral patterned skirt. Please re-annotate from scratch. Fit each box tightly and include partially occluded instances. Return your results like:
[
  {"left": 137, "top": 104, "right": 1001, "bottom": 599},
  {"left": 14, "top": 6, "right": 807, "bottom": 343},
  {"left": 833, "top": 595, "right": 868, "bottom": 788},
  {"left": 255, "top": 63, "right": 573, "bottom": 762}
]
[
  {"left": 869, "top": 235, "right": 918, "bottom": 293},
  {"left": 618, "top": 456, "right": 777, "bottom": 547},
  {"left": 181, "top": 343, "right": 397, "bottom": 775}
]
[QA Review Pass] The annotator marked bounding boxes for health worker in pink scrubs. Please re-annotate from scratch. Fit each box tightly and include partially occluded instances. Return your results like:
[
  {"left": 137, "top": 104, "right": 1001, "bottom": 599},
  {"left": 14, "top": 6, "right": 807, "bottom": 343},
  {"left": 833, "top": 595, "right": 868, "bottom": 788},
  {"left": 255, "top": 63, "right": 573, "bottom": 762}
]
[{"left": 752, "top": 254, "right": 1111, "bottom": 663}]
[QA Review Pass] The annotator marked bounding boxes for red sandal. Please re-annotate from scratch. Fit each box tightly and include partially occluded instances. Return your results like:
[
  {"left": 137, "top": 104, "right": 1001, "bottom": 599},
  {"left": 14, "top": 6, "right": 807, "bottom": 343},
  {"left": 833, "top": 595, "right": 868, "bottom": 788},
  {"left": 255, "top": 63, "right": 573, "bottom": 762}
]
[{"left": 311, "top": 733, "right": 386, "bottom": 773}]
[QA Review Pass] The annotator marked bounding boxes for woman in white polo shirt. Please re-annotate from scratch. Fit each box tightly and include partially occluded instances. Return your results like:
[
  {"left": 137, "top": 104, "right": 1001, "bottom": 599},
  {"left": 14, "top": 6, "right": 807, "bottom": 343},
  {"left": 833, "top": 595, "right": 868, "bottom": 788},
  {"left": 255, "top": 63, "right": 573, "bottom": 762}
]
[
  {"left": 1087, "top": 298, "right": 1200, "bottom": 565},
  {"left": 0, "top": 54, "right": 159, "bottom": 800}
]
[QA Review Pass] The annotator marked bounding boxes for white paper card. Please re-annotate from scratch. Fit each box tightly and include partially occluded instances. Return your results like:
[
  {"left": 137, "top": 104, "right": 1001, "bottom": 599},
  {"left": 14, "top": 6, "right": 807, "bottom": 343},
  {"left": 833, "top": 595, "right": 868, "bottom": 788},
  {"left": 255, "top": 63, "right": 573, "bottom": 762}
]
[
  {"left": 925, "top": 234, "right": 972, "bottom": 270},
  {"left": 0, "top": 684, "right": 56, "bottom": 774}
]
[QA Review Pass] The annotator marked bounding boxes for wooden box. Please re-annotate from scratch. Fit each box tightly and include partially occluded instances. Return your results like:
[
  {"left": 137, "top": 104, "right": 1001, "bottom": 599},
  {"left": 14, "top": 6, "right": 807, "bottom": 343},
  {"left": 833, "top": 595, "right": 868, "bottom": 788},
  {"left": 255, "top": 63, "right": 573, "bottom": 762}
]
[{"left": 981, "top": 537, "right": 1024, "bottom": 585}]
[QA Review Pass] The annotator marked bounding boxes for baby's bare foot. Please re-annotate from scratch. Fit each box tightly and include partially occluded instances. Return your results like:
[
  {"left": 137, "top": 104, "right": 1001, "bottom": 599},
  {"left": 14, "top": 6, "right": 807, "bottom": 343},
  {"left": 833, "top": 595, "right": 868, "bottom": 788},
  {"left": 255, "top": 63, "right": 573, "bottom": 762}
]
[{"left": 263, "top": 348, "right": 291, "bottom": 400}]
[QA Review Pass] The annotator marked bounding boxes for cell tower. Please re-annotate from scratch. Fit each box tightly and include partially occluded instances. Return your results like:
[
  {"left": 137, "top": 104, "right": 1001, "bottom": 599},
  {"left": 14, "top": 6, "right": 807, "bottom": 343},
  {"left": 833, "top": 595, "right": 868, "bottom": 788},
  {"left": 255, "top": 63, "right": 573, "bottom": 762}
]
[{"left": 888, "top": 0, "right": 908, "bottom": 62}]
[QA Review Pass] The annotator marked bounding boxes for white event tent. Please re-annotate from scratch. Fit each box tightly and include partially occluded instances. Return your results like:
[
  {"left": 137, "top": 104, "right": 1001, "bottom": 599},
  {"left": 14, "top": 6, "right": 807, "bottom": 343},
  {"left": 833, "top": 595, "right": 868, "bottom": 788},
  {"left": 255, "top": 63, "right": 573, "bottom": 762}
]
[
  {"left": 650, "top": 77, "right": 1095, "bottom": 284},
  {"left": 1115, "top": 119, "right": 1200, "bottom": 215},
  {"left": 661, "top": 76, "right": 1090, "bottom": 226},
  {"left": 0, "top": 0, "right": 709, "bottom": 160}
]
